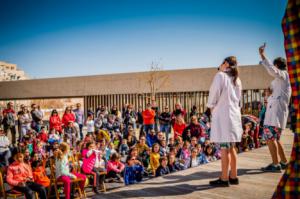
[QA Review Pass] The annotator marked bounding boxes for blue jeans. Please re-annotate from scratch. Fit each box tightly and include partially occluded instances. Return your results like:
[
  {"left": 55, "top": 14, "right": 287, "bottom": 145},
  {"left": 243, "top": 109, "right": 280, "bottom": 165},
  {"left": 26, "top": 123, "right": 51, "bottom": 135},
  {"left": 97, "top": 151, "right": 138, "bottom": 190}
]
[
  {"left": 78, "top": 124, "right": 83, "bottom": 140},
  {"left": 144, "top": 124, "right": 154, "bottom": 135},
  {"left": 160, "top": 124, "right": 171, "bottom": 141},
  {"left": 0, "top": 150, "right": 11, "bottom": 166}
]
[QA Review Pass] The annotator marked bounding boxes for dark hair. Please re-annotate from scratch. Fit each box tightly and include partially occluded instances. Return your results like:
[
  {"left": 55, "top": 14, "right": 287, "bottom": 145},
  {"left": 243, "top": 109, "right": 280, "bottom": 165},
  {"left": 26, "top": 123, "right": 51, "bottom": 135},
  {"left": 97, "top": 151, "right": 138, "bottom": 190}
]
[
  {"left": 126, "top": 155, "right": 133, "bottom": 163},
  {"left": 31, "top": 160, "right": 42, "bottom": 168},
  {"left": 160, "top": 156, "right": 168, "bottom": 163},
  {"left": 51, "top": 109, "right": 58, "bottom": 116},
  {"left": 224, "top": 56, "right": 239, "bottom": 86},
  {"left": 110, "top": 153, "right": 120, "bottom": 161},
  {"left": 273, "top": 57, "right": 287, "bottom": 70},
  {"left": 86, "top": 142, "right": 94, "bottom": 149}
]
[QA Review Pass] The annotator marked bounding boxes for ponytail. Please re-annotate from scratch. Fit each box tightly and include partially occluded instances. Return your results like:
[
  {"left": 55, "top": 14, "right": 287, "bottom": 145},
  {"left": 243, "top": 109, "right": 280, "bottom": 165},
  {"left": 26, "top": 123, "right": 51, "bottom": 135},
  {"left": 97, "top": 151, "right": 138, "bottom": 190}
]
[{"left": 224, "top": 56, "right": 239, "bottom": 86}]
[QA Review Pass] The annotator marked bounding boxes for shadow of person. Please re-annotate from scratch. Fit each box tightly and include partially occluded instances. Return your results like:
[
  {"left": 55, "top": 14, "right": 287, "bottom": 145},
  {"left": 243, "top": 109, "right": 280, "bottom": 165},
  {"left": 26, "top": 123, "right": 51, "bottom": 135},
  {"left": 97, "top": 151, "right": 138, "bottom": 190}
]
[{"left": 93, "top": 183, "right": 216, "bottom": 199}]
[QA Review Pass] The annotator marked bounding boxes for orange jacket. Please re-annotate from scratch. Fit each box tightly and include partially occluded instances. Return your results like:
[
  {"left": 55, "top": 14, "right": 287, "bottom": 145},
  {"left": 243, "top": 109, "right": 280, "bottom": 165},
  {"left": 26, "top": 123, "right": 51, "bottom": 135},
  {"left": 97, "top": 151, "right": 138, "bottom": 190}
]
[
  {"left": 142, "top": 109, "right": 155, "bottom": 125},
  {"left": 6, "top": 161, "right": 33, "bottom": 186},
  {"left": 32, "top": 166, "right": 50, "bottom": 187}
]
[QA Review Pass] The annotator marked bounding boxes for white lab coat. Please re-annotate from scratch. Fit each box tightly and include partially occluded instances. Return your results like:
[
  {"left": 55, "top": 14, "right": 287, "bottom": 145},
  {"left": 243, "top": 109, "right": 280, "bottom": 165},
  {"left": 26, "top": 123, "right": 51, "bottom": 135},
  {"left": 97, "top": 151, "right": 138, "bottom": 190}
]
[
  {"left": 207, "top": 71, "right": 243, "bottom": 143},
  {"left": 261, "top": 58, "right": 291, "bottom": 129}
]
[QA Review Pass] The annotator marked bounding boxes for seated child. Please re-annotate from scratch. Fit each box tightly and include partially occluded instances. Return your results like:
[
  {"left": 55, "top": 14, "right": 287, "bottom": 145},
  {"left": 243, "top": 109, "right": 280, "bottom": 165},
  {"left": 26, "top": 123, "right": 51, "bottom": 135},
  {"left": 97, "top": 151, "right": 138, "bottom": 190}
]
[
  {"left": 32, "top": 157, "right": 50, "bottom": 188},
  {"left": 155, "top": 157, "right": 170, "bottom": 177},
  {"left": 56, "top": 142, "right": 86, "bottom": 199},
  {"left": 204, "top": 144, "right": 217, "bottom": 162},
  {"left": 241, "top": 122, "right": 254, "bottom": 152},
  {"left": 106, "top": 153, "right": 125, "bottom": 183},
  {"left": 190, "top": 148, "right": 200, "bottom": 168},
  {"left": 119, "top": 139, "right": 129, "bottom": 156},
  {"left": 124, "top": 155, "right": 144, "bottom": 185},
  {"left": 196, "top": 144, "right": 208, "bottom": 164},
  {"left": 82, "top": 142, "right": 106, "bottom": 193},
  {"left": 48, "top": 128, "right": 61, "bottom": 145},
  {"left": 168, "top": 154, "right": 182, "bottom": 173},
  {"left": 179, "top": 141, "right": 191, "bottom": 169},
  {"left": 150, "top": 143, "right": 161, "bottom": 176}
]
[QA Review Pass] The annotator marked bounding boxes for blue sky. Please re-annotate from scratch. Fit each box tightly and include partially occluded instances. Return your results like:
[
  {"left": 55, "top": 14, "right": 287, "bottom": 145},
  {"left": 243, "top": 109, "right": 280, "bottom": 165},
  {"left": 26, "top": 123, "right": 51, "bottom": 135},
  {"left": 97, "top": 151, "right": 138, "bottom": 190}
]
[{"left": 0, "top": 0, "right": 288, "bottom": 78}]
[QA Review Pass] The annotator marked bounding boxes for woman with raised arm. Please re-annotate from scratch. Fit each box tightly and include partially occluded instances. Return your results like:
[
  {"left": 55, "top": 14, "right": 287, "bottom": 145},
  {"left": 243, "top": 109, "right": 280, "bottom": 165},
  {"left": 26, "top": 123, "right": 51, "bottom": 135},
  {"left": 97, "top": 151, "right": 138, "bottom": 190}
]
[
  {"left": 207, "top": 56, "right": 243, "bottom": 187},
  {"left": 259, "top": 44, "right": 291, "bottom": 172}
]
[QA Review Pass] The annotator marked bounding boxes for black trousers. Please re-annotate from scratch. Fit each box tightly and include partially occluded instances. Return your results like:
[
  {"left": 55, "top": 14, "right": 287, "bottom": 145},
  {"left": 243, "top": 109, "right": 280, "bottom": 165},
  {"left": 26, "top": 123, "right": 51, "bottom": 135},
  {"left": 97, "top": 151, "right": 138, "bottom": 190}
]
[
  {"left": 13, "top": 181, "right": 47, "bottom": 199},
  {"left": 107, "top": 170, "right": 123, "bottom": 179},
  {"left": 92, "top": 168, "right": 105, "bottom": 187}
]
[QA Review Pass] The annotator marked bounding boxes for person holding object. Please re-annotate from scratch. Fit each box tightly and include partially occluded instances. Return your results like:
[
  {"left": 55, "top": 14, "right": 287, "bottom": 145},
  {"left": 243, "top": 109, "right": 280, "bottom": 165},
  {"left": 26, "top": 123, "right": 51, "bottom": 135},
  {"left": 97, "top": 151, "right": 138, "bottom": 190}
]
[
  {"left": 207, "top": 56, "right": 243, "bottom": 187},
  {"left": 259, "top": 43, "right": 291, "bottom": 172}
]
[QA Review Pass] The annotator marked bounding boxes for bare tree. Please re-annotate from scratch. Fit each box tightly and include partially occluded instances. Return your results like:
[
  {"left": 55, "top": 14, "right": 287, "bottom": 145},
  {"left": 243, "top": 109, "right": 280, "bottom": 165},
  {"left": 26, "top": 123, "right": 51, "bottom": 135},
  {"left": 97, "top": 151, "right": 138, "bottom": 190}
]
[{"left": 147, "top": 60, "right": 169, "bottom": 101}]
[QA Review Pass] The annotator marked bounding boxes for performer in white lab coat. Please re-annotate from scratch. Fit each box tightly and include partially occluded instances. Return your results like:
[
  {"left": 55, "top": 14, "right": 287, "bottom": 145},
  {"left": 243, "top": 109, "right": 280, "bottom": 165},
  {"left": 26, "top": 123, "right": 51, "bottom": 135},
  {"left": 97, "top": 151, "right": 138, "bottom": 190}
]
[
  {"left": 259, "top": 44, "right": 291, "bottom": 172},
  {"left": 207, "top": 56, "right": 243, "bottom": 187}
]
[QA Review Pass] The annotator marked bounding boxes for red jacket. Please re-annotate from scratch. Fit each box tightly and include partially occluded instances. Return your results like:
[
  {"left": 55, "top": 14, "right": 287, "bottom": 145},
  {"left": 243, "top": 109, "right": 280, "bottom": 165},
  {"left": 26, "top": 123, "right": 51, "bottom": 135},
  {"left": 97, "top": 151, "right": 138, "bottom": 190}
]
[
  {"left": 37, "top": 131, "right": 48, "bottom": 143},
  {"left": 142, "top": 109, "right": 155, "bottom": 125},
  {"left": 173, "top": 123, "right": 186, "bottom": 139},
  {"left": 61, "top": 113, "right": 75, "bottom": 127},
  {"left": 7, "top": 161, "right": 33, "bottom": 186},
  {"left": 49, "top": 115, "right": 62, "bottom": 132}
]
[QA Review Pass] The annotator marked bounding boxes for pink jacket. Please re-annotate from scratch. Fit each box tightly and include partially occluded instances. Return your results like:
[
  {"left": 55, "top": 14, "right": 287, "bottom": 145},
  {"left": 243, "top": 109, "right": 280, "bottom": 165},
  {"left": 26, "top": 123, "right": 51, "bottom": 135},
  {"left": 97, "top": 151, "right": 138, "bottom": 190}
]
[
  {"left": 107, "top": 160, "right": 125, "bottom": 173},
  {"left": 7, "top": 161, "right": 33, "bottom": 186},
  {"left": 81, "top": 149, "right": 96, "bottom": 174}
]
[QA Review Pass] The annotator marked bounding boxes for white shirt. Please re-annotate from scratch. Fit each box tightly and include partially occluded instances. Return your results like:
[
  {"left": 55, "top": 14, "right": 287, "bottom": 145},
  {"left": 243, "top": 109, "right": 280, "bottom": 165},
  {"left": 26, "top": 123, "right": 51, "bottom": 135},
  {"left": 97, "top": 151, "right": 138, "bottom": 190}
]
[
  {"left": 0, "top": 135, "right": 9, "bottom": 152},
  {"left": 86, "top": 120, "right": 95, "bottom": 133}
]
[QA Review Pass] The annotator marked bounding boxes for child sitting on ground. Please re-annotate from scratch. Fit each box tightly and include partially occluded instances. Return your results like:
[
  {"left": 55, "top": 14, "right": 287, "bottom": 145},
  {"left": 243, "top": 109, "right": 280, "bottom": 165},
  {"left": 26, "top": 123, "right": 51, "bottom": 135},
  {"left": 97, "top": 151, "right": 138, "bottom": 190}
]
[
  {"left": 204, "top": 144, "right": 217, "bottom": 162},
  {"left": 167, "top": 154, "right": 183, "bottom": 173},
  {"left": 106, "top": 153, "right": 125, "bottom": 183},
  {"left": 124, "top": 155, "right": 144, "bottom": 185},
  {"left": 150, "top": 143, "right": 161, "bottom": 176},
  {"left": 119, "top": 139, "right": 129, "bottom": 156},
  {"left": 241, "top": 122, "right": 254, "bottom": 152},
  {"left": 179, "top": 141, "right": 191, "bottom": 169},
  {"left": 155, "top": 157, "right": 170, "bottom": 177}
]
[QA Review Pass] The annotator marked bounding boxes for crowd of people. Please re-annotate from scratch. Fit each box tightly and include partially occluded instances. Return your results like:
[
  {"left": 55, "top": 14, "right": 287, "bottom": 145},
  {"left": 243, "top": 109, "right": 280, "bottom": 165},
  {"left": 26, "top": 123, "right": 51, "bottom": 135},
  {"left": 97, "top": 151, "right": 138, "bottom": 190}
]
[{"left": 0, "top": 100, "right": 266, "bottom": 198}]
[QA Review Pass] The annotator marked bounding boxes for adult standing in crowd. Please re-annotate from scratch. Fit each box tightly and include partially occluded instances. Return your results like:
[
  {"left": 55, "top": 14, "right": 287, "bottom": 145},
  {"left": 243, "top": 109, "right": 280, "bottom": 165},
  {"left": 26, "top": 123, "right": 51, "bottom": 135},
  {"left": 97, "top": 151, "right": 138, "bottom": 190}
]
[
  {"left": 62, "top": 106, "right": 75, "bottom": 130},
  {"left": 73, "top": 103, "right": 84, "bottom": 140},
  {"left": 31, "top": 104, "right": 43, "bottom": 133},
  {"left": 123, "top": 104, "right": 137, "bottom": 130},
  {"left": 49, "top": 109, "right": 62, "bottom": 134},
  {"left": 171, "top": 103, "right": 186, "bottom": 124},
  {"left": 137, "top": 106, "right": 144, "bottom": 136},
  {"left": 207, "top": 56, "right": 243, "bottom": 187},
  {"left": 159, "top": 106, "right": 172, "bottom": 142},
  {"left": 259, "top": 44, "right": 291, "bottom": 172},
  {"left": 151, "top": 99, "right": 160, "bottom": 132},
  {"left": 18, "top": 105, "right": 32, "bottom": 141},
  {"left": 2, "top": 102, "right": 17, "bottom": 145},
  {"left": 142, "top": 103, "right": 156, "bottom": 136}
]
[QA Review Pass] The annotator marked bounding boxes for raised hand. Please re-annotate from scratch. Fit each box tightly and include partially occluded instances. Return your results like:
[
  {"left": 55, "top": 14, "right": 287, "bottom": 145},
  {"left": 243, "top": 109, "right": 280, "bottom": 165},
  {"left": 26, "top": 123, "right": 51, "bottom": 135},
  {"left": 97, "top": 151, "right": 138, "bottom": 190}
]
[{"left": 259, "top": 43, "right": 266, "bottom": 60}]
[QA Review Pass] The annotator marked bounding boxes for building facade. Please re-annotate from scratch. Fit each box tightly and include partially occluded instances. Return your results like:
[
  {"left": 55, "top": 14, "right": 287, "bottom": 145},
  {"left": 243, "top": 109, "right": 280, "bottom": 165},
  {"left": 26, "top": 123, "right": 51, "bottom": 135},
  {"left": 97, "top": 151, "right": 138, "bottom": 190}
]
[{"left": 0, "top": 61, "right": 29, "bottom": 81}]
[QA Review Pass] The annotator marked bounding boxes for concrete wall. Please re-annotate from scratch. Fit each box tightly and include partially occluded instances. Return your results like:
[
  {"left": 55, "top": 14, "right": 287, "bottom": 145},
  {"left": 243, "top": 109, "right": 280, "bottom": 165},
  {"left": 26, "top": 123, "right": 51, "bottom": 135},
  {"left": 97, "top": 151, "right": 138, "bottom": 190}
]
[{"left": 0, "top": 65, "right": 273, "bottom": 100}]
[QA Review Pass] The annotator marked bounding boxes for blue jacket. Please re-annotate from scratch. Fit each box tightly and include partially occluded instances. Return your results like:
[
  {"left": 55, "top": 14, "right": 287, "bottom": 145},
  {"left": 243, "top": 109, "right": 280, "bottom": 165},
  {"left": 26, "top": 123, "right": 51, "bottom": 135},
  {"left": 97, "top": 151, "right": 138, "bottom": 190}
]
[
  {"left": 124, "top": 164, "right": 144, "bottom": 185},
  {"left": 146, "top": 134, "right": 158, "bottom": 147}
]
